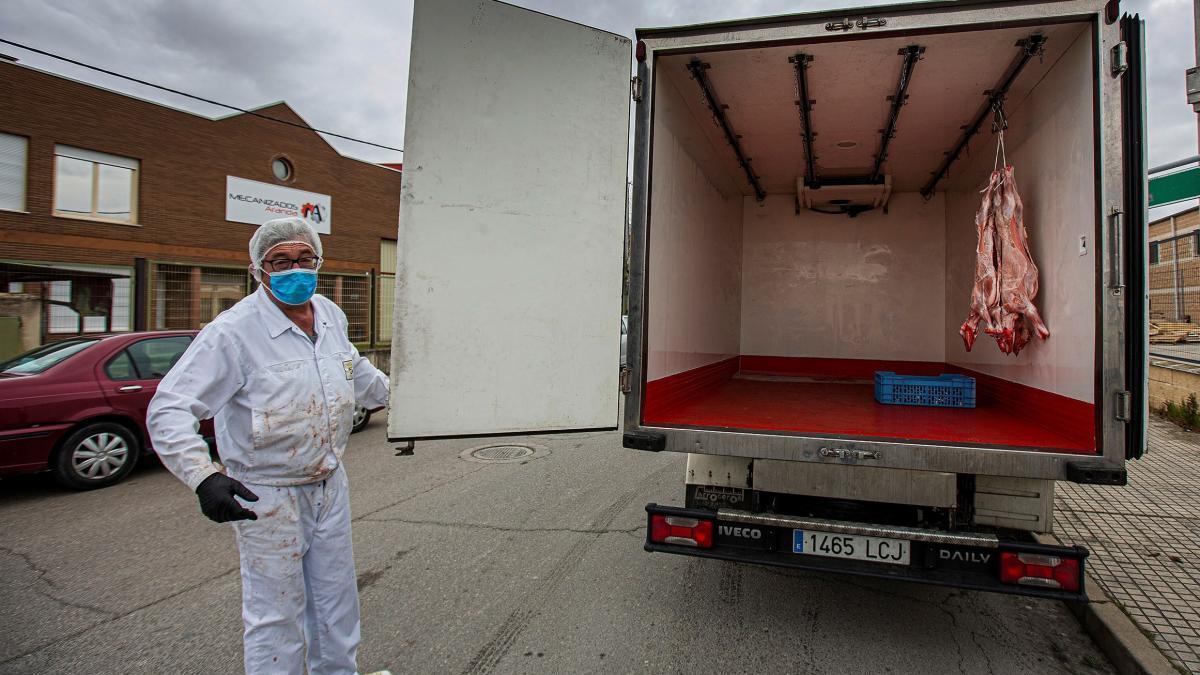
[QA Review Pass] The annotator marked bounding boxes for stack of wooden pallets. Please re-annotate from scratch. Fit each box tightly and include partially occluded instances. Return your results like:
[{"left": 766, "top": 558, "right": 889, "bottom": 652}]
[{"left": 1149, "top": 322, "right": 1200, "bottom": 344}]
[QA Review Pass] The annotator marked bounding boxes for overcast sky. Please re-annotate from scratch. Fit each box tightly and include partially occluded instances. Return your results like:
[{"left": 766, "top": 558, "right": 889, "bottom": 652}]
[{"left": 2, "top": 0, "right": 1195, "bottom": 173}]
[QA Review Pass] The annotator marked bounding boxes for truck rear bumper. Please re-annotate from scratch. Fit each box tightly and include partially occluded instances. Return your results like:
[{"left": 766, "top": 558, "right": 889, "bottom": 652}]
[{"left": 644, "top": 504, "right": 1089, "bottom": 602}]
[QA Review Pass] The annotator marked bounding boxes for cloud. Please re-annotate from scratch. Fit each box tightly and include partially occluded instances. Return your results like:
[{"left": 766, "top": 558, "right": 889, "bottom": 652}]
[
  {"left": 1130, "top": 0, "right": 1197, "bottom": 167},
  {"left": 2, "top": 0, "right": 412, "bottom": 162},
  {"left": 1, "top": 0, "right": 1194, "bottom": 167}
]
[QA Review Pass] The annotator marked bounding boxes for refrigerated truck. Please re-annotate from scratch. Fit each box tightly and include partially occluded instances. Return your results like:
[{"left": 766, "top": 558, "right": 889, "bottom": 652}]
[{"left": 389, "top": 0, "right": 1148, "bottom": 602}]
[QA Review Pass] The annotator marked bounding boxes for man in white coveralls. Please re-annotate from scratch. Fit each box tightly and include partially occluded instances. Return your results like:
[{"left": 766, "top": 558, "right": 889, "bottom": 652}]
[{"left": 148, "top": 216, "right": 390, "bottom": 674}]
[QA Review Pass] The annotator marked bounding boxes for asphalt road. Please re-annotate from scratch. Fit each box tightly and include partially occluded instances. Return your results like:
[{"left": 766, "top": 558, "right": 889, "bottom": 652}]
[{"left": 0, "top": 420, "right": 1114, "bottom": 674}]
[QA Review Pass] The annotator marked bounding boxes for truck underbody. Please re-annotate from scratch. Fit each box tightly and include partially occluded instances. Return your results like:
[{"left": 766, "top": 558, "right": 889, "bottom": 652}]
[
  {"left": 644, "top": 454, "right": 1087, "bottom": 601},
  {"left": 645, "top": 503, "right": 1088, "bottom": 602}
]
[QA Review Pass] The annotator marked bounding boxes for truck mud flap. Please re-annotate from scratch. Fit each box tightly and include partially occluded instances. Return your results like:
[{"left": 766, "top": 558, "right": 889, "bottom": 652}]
[
  {"left": 644, "top": 504, "right": 1089, "bottom": 602},
  {"left": 624, "top": 432, "right": 665, "bottom": 452}
]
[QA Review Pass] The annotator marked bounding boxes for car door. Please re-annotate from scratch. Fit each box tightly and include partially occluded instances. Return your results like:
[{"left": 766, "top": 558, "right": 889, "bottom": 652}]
[
  {"left": 100, "top": 335, "right": 193, "bottom": 440},
  {"left": 388, "top": 0, "right": 631, "bottom": 441}
]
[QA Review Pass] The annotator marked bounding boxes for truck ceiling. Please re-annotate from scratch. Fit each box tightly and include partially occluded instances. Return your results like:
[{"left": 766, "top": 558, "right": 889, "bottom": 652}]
[
  {"left": 634, "top": 0, "right": 1082, "bottom": 38},
  {"left": 652, "top": 21, "right": 1088, "bottom": 195}
]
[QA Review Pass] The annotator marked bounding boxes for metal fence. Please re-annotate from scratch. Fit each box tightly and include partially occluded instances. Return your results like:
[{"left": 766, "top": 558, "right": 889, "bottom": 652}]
[
  {"left": 151, "top": 262, "right": 376, "bottom": 345},
  {"left": 151, "top": 262, "right": 249, "bottom": 331},
  {"left": 316, "top": 272, "right": 372, "bottom": 344},
  {"left": 0, "top": 258, "right": 393, "bottom": 362},
  {"left": 1149, "top": 232, "right": 1200, "bottom": 363}
]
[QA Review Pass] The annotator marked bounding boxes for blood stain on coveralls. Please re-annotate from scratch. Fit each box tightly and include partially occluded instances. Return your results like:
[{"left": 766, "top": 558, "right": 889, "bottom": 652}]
[
  {"left": 305, "top": 458, "right": 326, "bottom": 480},
  {"left": 272, "top": 536, "right": 298, "bottom": 551}
]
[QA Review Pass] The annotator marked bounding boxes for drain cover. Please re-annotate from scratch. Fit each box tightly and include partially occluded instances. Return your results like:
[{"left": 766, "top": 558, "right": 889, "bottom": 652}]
[
  {"left": 473, "top": 445, "right": 534, "bottom": 461},
  {"left": 460, "top": 443, "right": 549, "bottom": 464}
]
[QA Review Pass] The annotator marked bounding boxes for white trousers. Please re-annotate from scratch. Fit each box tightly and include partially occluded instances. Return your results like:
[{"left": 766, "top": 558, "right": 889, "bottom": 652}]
[{"left": 233, "top": 464, "right": 360, "bottom": 675}]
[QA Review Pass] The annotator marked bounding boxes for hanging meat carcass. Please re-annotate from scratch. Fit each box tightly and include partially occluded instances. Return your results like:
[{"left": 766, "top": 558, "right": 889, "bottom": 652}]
[
  {"left": 990, "top": 165, "right": 1050, "bottom": 354},
  {"left": 960, "top": 155, "right": 1050, "bottom": 355},
  {"left": 959, "top": 170, "right": 1003, "bottom": 351}
]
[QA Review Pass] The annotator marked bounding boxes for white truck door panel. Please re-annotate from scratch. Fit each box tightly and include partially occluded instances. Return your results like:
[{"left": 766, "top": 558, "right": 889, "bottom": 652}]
[{"left": 389, "top": 0, "right": 630, "bottom": 440}]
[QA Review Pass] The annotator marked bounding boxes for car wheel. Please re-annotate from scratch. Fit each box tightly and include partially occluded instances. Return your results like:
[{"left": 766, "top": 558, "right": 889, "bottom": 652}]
[
  {"left": 52, "top": 422, "right": 140, "bottom": 490},
  {"left": 352, "top": 406, "right": 371, "bottom": 434}
]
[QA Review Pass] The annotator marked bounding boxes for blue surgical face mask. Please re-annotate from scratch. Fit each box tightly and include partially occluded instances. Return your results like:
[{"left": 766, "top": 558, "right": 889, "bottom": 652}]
[{"left": 265, "top": 268, "right": 318, "bottom": 305}]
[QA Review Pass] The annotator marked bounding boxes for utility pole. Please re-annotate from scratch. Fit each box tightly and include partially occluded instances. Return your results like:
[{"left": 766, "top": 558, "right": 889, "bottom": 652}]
[
  {"left": 1194, "top": 0, "right": 1200, "bottom": 153},
  {"left": 1193, "top": 2, "right": 1200, "bottom": 153}
]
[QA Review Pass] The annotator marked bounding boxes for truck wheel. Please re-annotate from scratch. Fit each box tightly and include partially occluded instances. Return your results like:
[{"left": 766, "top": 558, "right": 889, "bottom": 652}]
[{"left": 52, "top": 422, "right": 140, "bottom": 490}]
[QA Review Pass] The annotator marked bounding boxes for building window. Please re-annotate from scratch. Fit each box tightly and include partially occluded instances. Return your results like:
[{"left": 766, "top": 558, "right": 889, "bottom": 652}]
[
  {"left": 0, "top": 132, "right": 27, "bottom": 212},
  {"left": 53, "top": 145, "right": 139, "bottom": 224},
  {"left": 0, "top": 262, "right": 132, "bottom": 336},
  {"left": 272, "top": 157, "right": 293, "bottom": 182},
  {"left": 1150, "top": 242, "right": 1159, "bottom": 265}
]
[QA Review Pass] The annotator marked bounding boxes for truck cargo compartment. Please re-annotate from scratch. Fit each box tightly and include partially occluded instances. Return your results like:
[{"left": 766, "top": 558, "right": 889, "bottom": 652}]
[{"left": 639, "top": 20, "right": 1100, "bottom": 454}]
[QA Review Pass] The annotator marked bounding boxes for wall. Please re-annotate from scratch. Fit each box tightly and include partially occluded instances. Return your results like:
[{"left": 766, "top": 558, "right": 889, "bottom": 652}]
[
  {"left": 0, "top": 294, "right": 40, "bottom": 356},
  {"left": 942, "top": 26, "right": 1096, "bottom": 403},
  {"left": 1148, "top": 208, "right": 1200, "bottom": 321},
  {"left": 1149, "top": 207, "right": 1199, "bottom": 242},
  {"left": 1148, "top": 360, "right": 1200, "bottom": 411},
  {"left": 646, "top": 70, "right": 744, "bottom": 381},
  {"left": 739, "top": 192, "right": 946, "bottom": 362},
  {"left": 0, "top": 61, "right": 401, "bottom": 274}
]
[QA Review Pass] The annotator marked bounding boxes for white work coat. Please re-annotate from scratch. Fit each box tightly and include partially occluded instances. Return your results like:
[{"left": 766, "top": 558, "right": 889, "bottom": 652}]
[{"left": 148, "top": 287, "right": 389, "bottom": 490}]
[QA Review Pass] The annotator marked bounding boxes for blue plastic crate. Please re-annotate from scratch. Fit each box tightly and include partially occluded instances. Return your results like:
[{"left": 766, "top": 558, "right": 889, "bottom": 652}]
[{"left": 874, "top": 371, "right": 976, "bottom": 409}]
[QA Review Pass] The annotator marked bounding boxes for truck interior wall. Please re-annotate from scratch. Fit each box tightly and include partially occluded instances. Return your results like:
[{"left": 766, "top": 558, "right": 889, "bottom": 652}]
[
  {"left": 942, "top": 25, "right": 1097, "bottom": 405},
  {"left": 740, "top": 193, "right": 946, "bottom": 363},
  {"left": 645, "top": 69, "right": 744, "bottom": 383}
]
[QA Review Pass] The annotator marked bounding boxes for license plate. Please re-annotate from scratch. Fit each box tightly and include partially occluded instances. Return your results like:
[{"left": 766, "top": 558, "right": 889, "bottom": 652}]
[{"left": 792, "top": 529, "right": 910, "bottom": 566}]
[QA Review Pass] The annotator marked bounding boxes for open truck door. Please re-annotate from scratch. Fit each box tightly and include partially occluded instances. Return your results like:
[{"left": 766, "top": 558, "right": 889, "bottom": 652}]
[
  {"left": 388, "top": 0, "right": 630, "bottom": 441},
  {"left": 1121, "top": 13, "right": 1148, "bottom": 461}
]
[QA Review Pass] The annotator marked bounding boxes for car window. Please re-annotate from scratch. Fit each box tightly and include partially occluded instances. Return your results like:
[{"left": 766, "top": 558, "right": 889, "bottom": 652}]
[
  {"left": 0, "top": 339, "right": 100, "bottom": 375},
  {"left": 104, "top": 351, "right": 138, "bottom": 381},
  {"left": 126, "top": 336, "right": 192, "bottom": 379}
]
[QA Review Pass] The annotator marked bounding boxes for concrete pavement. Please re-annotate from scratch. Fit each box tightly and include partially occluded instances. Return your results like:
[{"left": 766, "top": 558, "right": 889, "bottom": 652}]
[
  {"left": 0, "top": 421, "right": 1114, "bottom": 674},
  {"left": 1056, "top": 415, "right": 1200, "bottom": 673}
]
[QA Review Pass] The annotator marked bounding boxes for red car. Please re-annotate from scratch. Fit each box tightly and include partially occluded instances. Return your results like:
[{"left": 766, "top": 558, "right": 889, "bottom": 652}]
[
  {"left": 0, "top": 331, "right": 374, "bottom": 490},
  {"left": 0, "top": 331, "right": 199, "bottom": 489}
]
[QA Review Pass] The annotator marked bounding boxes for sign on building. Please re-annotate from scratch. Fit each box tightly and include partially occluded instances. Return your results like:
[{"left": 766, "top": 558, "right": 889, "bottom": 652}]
[{"left": 225, "top": 176, "right": 332, "bottom": 234}]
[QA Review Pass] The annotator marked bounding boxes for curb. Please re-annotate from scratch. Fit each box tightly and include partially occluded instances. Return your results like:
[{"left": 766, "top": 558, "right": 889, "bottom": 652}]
[{"left": 1033, "top": 534, "right": 1179, "bottom": 675}]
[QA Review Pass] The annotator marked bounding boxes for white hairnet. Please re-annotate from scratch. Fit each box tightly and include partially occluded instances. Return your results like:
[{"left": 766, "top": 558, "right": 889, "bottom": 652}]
[{"left": 248, "top": 217, "right": 323, "bottom": 273}]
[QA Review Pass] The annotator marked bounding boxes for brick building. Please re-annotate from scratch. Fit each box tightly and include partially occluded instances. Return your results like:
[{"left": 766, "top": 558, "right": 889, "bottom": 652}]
[
  {"left": 1148, "top": 206, "right": 1200, "bottom": 322},
  {"left": 0, "top": 59, "right": 401, "bottom": 362}
]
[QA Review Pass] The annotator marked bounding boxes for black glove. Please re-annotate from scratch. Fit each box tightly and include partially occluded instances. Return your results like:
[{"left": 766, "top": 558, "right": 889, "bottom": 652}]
[{"left": 195, "top": 473, "right": 260, "bottom": 523}]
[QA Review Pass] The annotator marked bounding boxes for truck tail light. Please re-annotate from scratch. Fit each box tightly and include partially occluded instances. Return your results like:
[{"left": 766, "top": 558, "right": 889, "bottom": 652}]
[
  {"left": 636, "top": 40, "right": 647, "bottom": 62},
  {"left": 649, "top": 514, "right": 713, "bottom": 548},
  {"left": 999, "top": 552, "right": 1081, "bottom": 592}
]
